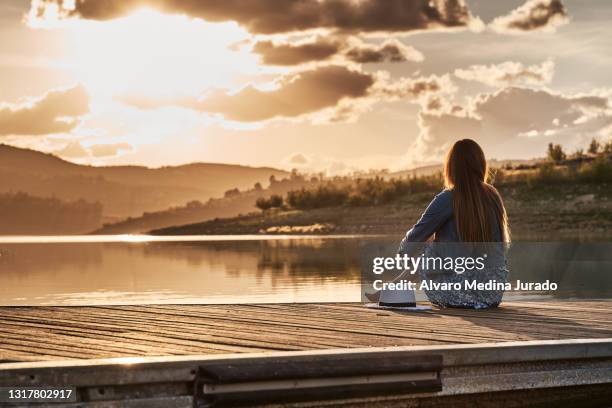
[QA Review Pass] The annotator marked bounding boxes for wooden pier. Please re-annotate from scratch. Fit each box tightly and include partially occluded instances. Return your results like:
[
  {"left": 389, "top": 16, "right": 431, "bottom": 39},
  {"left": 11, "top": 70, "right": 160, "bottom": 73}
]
[
  {"left": 0, "top": 301, "right": 611, "bottom": 406},
  {"left": 1, "top": 301, "right": 611, "bottom": 362}
]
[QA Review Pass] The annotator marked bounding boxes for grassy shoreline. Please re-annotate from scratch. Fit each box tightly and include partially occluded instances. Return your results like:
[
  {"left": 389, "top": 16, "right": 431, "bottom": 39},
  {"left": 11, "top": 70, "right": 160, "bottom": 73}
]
[{"left": 151, "top": 181, "right": 612, "bottom": 240}]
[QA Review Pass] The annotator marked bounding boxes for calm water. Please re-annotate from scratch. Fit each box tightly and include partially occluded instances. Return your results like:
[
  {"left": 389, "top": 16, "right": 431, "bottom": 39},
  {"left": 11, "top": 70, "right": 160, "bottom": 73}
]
[{"left": 0, "top": 235, "right": 610, "bottom": 305}]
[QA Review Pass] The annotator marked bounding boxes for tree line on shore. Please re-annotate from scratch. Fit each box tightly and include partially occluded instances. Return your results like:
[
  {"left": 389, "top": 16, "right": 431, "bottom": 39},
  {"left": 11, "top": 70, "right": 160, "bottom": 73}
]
[
  {"left": 0, "top": 192, "right": 102, "bottom": 234},
  {"left": 546, "top": 138, "right": 612, "bottom": 163},
  {"left": 256, "top": 138, "right": 612, "bottom": 211}
]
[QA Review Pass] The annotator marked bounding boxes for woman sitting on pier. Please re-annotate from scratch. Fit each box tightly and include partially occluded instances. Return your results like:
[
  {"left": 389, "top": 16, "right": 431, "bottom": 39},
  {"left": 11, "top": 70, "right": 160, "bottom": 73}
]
[{"left": 398, "top": 139, "right": 511, "bottom": 309}]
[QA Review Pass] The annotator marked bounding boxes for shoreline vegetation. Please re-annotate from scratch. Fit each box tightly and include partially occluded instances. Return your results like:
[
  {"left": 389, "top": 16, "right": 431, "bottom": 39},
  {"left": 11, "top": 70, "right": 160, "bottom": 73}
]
[
  {"left": 151, "top": 141, "right": 612, "bottom": 239},
  {"left": 1, "top": 140, "right": 610, "bottom": 237}
]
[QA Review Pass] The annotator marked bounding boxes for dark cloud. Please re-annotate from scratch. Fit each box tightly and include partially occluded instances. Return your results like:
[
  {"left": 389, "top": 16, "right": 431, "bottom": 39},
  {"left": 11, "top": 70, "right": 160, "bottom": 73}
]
[
  {"left": 343, "top": 39, "right": 423, "bottom": 63},
  {"left": 253, "top": 38, "right": 340, "bottom": 65},
  {"left": 324, "top": 74, "right": 454, "bottom": 123},
  {"left": 472, "top": 87, "right": 607, "bottom": 132},
  {"left": 376, "top": 75, "right": 453, "bottom": 100},
  {"left": 252, "top": 37, "right": 423, "bottom": 66},
  {"left": 116, "top": 69, "right": 451, "bottom": 124},
  {"left": 409, "top": 86, "right": 610, "bottom": 164},
  {"left": 30, "top": 0, "right": 477, "bottom": 34},
  {"left": 490, "top": 0, "right": 569, "bottom": 33},
  {"left": 0, "top": 84, "right": 89, "bottom": 136},
  {"left": 196, "top": 65, "right": 375, "bottom": 122}
]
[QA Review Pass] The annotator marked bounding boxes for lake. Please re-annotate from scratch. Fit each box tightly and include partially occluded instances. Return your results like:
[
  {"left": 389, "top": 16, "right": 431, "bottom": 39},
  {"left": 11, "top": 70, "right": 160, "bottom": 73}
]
[{"left": 0, "top": 235, "right": 610, "bottom": 305}]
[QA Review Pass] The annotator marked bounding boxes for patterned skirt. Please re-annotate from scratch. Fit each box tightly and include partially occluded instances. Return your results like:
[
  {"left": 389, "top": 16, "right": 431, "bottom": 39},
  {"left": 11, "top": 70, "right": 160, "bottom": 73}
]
[{"left": 419, "top": 246, "right": 508, "bottom": 309}]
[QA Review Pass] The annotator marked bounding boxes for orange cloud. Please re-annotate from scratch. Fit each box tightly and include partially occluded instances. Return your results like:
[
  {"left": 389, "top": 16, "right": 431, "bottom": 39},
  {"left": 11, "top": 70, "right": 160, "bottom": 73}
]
[
  {"left": 197, "top": 65, "right": 375, "bottom": 122},
  {"left": 253, "top": 38, "right": 340, "bottom": 66},
  {"left": 490, "top": 0, "right": 569, "bottom": 33},
  {"left": 253, "top": 37, "right": 423, "bottom": 66},
  {"left": 30, "top": 0, "right": 478, "bottom": 34},
  {"left": 0, "top": 85, "right": 89, "bottom": 136}
]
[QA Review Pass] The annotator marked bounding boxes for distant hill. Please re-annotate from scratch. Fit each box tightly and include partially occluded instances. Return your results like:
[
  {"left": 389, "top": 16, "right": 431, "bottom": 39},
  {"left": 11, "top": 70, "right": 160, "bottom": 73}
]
[
  {"left": 389, "top": 159, "right": 539, "bottom": 178},
  {"left": 93, "top": 175, "right": 318, "bottom": 234},
  {"left": 388, "top": 163, "right": 442, "bottom": 178},
  {"left": 0, "top": 144, "right": 289, "bottom": 222},
  {"left": 93, "top": 158, "right": 544, "bottom": 234},
  {"left": 0, "top": 144, "right": 546, "bottom": 235}
]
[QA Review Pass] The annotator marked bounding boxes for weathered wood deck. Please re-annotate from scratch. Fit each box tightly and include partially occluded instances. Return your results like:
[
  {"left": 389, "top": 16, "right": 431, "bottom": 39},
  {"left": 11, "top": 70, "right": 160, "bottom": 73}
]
[{"left": 1, "top": 300, "right": 611, "bottom": 362}]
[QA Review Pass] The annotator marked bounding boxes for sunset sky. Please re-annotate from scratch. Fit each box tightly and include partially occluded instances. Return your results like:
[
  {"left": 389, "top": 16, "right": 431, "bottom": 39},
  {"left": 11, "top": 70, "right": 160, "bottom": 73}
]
[{"left": 1, "top": 0, "right": 611, "bottom": 173}]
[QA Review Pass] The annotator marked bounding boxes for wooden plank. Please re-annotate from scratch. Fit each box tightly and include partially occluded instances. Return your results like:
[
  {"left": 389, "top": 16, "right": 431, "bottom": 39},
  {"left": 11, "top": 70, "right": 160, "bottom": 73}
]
[
  {"left": 129, "top": 304, "right": 523, "bottom": 338},
  {"left": 129, "top": 304, "right": 606, "bottom": 343},
  {"left": 8, "top": 306, "right": 457, "bottom": 347},
  {"left": 1, "top": 309, "right": 398, "bottom": 351},
  {"left": 0, "top": 301, "right": 610, "bottom": 362}
]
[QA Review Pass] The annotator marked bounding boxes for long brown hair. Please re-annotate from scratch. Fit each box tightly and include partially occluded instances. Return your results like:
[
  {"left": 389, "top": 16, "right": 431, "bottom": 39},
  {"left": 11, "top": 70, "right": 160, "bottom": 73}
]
[{"left": 444, "top": 139, "right": 510, "bottom": 242}]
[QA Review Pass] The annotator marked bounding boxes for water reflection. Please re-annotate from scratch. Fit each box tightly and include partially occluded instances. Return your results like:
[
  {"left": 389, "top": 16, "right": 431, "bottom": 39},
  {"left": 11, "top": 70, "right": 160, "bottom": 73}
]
[
  {"left": 0, "top": 237, "right": 364, "bottom": 305},
  {"left": 0, "top": 236, "right": 610, "bottom": 305},
  {"left": 508, "top": 242, "right": 612, "bottom": 299}
]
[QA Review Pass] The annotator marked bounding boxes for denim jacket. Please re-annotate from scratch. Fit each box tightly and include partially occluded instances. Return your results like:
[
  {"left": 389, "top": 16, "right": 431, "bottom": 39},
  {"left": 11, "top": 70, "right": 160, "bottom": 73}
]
[
  {"left": 397, "top": 190, "right": 508, "bottom": 308},
  {"left": 398, "top": 190, "right": 505, "bottom": 267}
]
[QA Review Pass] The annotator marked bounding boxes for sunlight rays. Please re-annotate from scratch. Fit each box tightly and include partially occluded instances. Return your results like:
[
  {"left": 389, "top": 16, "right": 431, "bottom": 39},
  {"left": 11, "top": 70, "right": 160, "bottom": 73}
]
[{"left": 31, "top": 8, "right": 259, "bottom": 98}]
